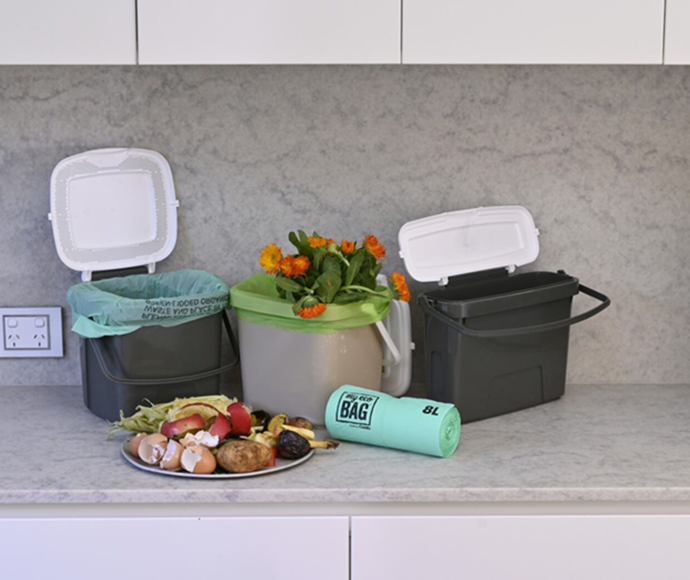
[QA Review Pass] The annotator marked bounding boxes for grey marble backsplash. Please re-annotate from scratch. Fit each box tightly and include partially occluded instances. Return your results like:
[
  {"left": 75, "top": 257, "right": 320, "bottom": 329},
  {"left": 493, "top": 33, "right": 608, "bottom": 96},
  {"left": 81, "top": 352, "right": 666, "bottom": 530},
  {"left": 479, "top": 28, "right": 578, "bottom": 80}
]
[{"left": 0, "top": 65, "right": 688, "bottom": 387}]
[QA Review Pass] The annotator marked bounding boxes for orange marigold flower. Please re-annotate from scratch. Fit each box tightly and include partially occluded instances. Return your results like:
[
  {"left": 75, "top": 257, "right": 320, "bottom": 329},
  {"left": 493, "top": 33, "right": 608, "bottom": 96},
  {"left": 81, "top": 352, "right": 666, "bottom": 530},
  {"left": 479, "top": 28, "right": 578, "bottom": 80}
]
[
  {"left": 292, "top": 255, "right": 311, "bottom": 277},
  {"left": 341, "top": 240, "right": 355, "bottom": 254},
  {"left": 390, "top": 272, "right": 411, "bottom": 302},
  {"left": 297, "top": 302, "right": 327, "bottom": 319},
  {"left": 364, "top": 235, "right": 386, "bottom": 262},
  {"left": 309, "top": 236, "right": 335, "bottom": 248},
  {"left": 259, "top": 243, "right": 283, "bottom": 274},
  {"left": 279, "top": 255, "right": 296, "bottom": 278},
  {"left": 281, "top": 255, "right": 311, "bottom": 278}
]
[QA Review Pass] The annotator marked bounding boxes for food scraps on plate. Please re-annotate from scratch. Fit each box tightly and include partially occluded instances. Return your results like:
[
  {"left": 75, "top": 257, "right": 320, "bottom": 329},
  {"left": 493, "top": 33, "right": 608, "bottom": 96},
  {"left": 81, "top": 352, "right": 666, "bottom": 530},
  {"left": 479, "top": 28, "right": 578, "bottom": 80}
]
[{"left": 109, "top": 395, "right": 338, "bottom": 475}]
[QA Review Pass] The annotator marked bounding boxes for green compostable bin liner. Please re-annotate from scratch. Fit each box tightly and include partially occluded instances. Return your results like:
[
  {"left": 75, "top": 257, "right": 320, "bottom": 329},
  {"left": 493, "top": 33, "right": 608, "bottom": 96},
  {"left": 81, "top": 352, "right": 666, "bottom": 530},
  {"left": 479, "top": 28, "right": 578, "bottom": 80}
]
[
  {"left": 325, "top": 385, "right": 461, "bottom": 458},
  {"left": 67, "top": 269, "right": 230, "bottom": 338},
  {"left": 230, "top": 273, "right": 391, "bottom": 334}
]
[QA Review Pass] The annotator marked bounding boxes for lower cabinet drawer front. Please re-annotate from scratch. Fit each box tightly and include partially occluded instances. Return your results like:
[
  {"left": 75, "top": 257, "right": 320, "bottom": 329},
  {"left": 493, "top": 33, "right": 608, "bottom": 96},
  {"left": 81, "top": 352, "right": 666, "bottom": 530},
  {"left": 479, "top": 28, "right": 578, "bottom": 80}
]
[
  {"left": 352, "top": 515, "right": 690, "bottom": 580},
  {"left": 0, "top": 516, "right": 349, "bottom": 579}
]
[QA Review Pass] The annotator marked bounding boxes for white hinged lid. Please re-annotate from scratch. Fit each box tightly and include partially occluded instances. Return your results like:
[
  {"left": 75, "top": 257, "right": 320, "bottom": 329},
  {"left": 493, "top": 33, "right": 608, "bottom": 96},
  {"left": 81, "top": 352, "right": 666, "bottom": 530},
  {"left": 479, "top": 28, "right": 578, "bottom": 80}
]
[
  {"left": 398, "top": 206, "right": 540, "bottom": 285},
  {"left": 49, "top": 148, "right": 179, "bottom": 281}
]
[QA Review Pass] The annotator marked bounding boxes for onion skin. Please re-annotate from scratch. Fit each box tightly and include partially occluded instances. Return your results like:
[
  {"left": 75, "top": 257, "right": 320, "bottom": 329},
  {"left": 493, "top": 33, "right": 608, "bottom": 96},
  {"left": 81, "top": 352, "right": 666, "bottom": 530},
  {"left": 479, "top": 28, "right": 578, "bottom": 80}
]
[{"left": 160, "top": 413, "right": 206, "bottom": 438}]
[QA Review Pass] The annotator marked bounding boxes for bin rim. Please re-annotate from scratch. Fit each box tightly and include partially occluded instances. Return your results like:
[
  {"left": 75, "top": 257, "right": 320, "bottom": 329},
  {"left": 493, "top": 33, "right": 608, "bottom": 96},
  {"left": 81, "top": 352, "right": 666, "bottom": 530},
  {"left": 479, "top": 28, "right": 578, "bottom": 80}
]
[
  {"left": 423, "top": 270, "right": 579, "bottom": 320},
  {"left": 230, "top": 273, "right": 391, "bottom": 334}
]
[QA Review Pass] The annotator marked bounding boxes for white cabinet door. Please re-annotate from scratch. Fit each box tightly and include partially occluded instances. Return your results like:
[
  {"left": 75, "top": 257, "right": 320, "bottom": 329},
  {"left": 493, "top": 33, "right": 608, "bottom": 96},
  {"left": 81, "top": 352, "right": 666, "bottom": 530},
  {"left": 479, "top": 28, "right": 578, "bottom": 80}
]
[
  {"left": 665, "top": 0, "right": 690, "bottom": 63},
  {"left": 352, "top": 515, "right": 690, "bottom": 580},
  {"left": 0, "top": 0, "right": 136, "bottom": 64},
  {"left": 402, "top": 0, "right": 664, "bottom": 64},
  {"left": 138, "top": 0, "right": 401, "bottom": 64},
  {"left": 0, "top": 516, "right": 349, "bottom": 579}
]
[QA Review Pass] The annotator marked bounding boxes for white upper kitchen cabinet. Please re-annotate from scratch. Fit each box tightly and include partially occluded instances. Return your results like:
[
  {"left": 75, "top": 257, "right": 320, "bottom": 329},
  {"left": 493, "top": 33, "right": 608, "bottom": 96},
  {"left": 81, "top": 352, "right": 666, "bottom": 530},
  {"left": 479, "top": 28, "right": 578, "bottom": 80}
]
[
  {"left": 402, "top": 0, "right": 665, "bottom": 64},
  {"left": 664, "top": 0, "right": 690, "bottom": 63},
  {"left": 138, "top": 0, "right": 401, "bottom": 65},
  {"left": 0, "top": 0, "right": 136, "bottom": 65}
]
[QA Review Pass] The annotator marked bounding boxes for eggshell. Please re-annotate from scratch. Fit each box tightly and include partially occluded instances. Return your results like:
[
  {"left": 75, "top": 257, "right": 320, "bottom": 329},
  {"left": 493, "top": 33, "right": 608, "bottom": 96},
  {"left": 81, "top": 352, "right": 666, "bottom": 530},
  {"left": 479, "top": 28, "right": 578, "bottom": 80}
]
[
  {"left": 179, "top": 430, "right": 219, "bottom": 449},
  {"left": 181, "top": 445, "right": 217, "bottom": 474},
  {"left": 160, "top": 440, "right": 183, "bottom": 471},
  {"left": 129, "top": 433, "right": 149, "bottom": 459},
  {"left": 138, "top": 434, "right": 168, "bottom": 465}
]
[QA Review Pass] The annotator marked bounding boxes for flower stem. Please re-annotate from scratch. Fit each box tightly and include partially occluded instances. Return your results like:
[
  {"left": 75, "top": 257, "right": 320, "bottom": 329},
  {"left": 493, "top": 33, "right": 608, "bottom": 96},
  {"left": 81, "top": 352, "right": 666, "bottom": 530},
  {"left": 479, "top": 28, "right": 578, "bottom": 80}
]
[
  {"left": 332, "top": 251, "right": 350, "bottom": 268},
  {"left": 341, "top": 285, "right": 387, "bottom": 296}
]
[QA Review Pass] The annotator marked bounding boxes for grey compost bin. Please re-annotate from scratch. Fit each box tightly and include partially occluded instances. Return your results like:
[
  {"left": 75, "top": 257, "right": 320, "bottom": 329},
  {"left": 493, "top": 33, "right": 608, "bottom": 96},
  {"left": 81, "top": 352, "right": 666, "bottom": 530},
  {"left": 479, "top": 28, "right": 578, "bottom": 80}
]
[
  {"left": 399, "top": 206, "right": 610, "bottom": 423},
  {"left": 50, "top": 148, "right": 238, "bottom": 421}
]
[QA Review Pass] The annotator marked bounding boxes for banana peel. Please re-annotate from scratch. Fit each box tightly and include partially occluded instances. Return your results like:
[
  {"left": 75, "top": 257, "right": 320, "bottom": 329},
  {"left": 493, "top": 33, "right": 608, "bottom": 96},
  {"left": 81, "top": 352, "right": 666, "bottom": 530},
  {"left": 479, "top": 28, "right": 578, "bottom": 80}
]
[
  {"left": 309, "top": 440, "right": 339, "bottom": 450},
  {"left": 278, "top": 424, "right": 339, "bottom": 450}
]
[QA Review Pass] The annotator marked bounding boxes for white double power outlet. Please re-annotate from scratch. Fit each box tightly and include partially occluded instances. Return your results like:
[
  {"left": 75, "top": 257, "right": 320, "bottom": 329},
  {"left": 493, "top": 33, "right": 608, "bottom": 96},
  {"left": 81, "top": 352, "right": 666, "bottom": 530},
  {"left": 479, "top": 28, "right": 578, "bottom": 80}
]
[{"left": 0, "top": 307, "right": 63, "bottom": 358}]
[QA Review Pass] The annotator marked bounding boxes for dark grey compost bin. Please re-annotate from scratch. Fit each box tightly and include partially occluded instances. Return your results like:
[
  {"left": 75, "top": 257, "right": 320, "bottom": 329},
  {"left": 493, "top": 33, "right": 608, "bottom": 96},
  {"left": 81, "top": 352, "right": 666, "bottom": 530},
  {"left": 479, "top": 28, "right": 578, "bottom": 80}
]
[{"left": 399, "top": 206, "right": 610, "bottom": 423}]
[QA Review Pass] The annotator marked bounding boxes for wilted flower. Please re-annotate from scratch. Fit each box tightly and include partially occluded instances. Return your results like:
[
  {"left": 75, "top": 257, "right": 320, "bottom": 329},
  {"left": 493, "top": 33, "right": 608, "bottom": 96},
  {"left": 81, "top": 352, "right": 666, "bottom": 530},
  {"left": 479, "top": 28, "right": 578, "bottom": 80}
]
[{"left": 297, "top": 302, "right": 327, "bottom": 319}]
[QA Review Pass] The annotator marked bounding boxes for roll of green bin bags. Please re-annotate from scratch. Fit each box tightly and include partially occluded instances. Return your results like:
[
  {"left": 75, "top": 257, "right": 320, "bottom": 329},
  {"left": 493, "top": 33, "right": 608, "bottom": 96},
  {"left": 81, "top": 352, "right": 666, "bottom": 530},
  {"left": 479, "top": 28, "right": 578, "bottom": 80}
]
[{"left": 325, "top": 385, "right": 461, "bottom": 458}]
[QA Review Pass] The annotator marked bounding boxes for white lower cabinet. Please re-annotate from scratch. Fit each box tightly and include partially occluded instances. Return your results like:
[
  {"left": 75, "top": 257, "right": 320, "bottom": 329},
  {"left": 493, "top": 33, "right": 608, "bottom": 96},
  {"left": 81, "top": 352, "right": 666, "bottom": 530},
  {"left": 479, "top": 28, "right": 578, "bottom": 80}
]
[
  {"left": 0, "top": 516, "right": 349, "bottom": 580},
  {"left": 351, "top": 515, "right": 690, "bottom": 580}
]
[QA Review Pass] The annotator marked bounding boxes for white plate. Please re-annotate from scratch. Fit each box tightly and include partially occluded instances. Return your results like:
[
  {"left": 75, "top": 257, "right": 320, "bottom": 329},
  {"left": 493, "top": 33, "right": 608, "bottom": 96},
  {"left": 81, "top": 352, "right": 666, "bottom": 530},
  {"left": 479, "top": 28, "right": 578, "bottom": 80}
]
[{"left": 121, "top": 440, "right": 314, "bottom": 479}]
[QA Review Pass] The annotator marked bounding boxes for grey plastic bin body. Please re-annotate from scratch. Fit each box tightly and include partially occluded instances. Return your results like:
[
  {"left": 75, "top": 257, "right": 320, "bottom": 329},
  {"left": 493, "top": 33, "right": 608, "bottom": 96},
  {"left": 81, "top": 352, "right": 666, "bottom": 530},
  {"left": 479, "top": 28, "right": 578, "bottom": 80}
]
[
  {"left": 419, "top": 269, "right": 610, "bottom": 423},
  {"left": 82, "top": 310, "right": 238, "bottom": 422}
]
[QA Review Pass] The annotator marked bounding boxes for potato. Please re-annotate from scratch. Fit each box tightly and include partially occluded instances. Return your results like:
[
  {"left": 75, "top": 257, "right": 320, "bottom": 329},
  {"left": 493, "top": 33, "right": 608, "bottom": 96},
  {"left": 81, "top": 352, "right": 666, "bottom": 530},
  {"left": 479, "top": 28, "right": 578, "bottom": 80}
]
[{"left": 216, "top": 440, "right": 271, "bottom": 473}]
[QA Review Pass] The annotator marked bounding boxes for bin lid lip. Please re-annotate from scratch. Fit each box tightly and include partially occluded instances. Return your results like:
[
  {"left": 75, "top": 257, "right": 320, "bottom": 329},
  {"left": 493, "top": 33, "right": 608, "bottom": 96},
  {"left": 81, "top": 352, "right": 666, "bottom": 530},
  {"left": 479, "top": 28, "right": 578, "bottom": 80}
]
[
  {"left": 50, "top": 148, "right": 178, "bottom": 281},
  {"left": 398, "top": 206, "right": 540, "bottom": 284}
]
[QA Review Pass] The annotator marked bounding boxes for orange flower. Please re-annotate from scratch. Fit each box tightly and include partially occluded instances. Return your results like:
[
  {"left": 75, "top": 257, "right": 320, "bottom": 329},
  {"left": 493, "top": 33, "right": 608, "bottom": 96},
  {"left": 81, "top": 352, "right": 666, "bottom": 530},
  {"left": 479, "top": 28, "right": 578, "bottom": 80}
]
[
  {"left": 292, "top": 255, "right": 311, "bottom": 277},
  {"left": 364, "top": 235, "right": 386, "bottom": 262},
  {"left": 297, "top": 302, "right": 327, "bottom": 319},
  {"left": 280, "top": 255, "right": 311, "bottom": 278},
  {"left": 279, "top": 256, "right": 296, "bottom": 278},
  {"left": 390, "top": 272, "right": 410, "bottom": 302},
  {"left": 259, "top": 243, "right": 283, "bottom": 274},
  {"left": 308, "top": 236, "right": 335, "bottom": 248},
  {"left": 341, "top": 240, "right": 355, "bottom": 254}
]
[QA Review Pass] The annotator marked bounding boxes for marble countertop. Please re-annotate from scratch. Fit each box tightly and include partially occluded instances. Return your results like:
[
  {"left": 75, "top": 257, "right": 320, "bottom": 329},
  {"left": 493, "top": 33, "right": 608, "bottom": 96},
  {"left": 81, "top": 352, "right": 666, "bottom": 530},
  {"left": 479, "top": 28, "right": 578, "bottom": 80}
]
[{"left": 1, "top": 384, "right": 689, "bottom": 504}]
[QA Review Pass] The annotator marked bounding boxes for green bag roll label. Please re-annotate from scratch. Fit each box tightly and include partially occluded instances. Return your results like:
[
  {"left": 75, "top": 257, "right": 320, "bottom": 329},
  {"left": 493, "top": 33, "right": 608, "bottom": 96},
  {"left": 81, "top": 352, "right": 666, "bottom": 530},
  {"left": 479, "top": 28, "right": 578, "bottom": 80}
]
[{"left": 326, "top": 386, "right": 461, "bottom": 458}]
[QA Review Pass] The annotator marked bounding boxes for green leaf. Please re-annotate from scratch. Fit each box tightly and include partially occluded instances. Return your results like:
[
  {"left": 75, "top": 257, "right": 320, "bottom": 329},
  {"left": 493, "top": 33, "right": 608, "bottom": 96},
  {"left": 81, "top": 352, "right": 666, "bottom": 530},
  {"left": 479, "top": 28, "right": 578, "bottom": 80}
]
[
  {"left": 322, "top": 256, "right": 340, "bottom": 276},
  {"left": 361, "top": 273, "right": 377, "bottom": 290},
  {"left": 316, "top": 271, "right": 342, "bottom": 303},
  {"left": 295, "top": 230, "right": 313, "bottom": 258},
  {"left": 289, "top": 231, "right": 303, "bottom": 252},
  {"left": 286, "top": 291, "right": 294, "bottom": 302},
  {"left": 371, "top": 263, "right": 383, "bottom": 278},
  {"left": 313, "top": 250, "right": 325, "bottom": 271},
  {"left": 274, "top": 276, "right": 303, "bottom": 293},
  {"left": 345, "top": 252, "right": 364, "bottom": 286},
  {"left": 333, "top": 292, "right": 363, "bottom": 305}
]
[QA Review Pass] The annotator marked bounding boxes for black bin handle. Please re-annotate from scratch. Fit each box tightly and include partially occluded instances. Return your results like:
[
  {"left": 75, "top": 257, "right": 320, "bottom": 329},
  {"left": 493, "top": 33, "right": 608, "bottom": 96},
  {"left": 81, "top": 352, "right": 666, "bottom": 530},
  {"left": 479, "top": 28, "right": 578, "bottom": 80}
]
[
  {"left": 419, "top": 283, "right": 610, "bottom": 339},
  {"left": 88, "top": 309, "right": 240, "bottom": 386}
]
